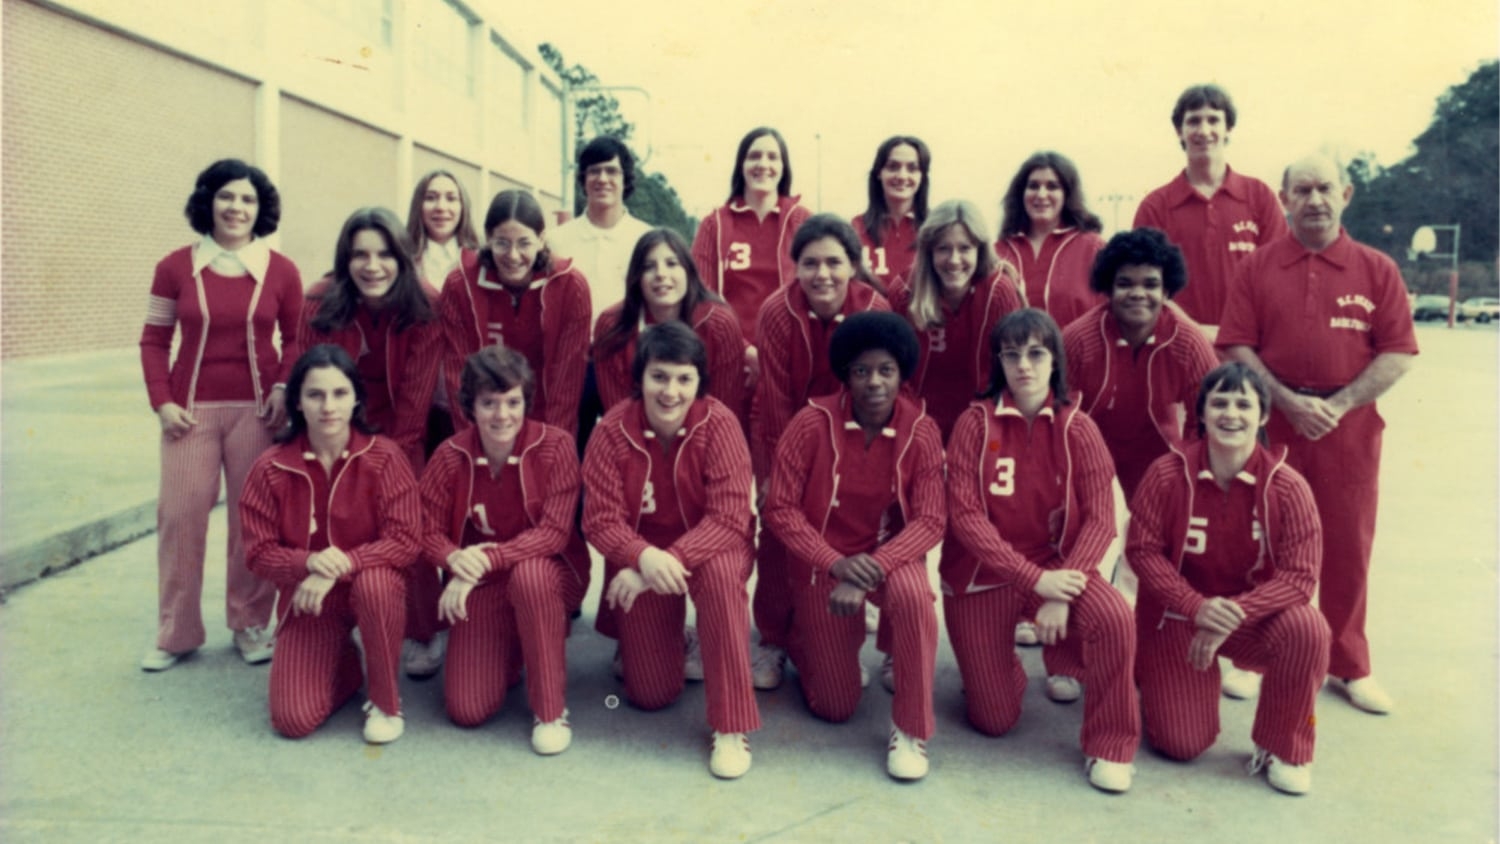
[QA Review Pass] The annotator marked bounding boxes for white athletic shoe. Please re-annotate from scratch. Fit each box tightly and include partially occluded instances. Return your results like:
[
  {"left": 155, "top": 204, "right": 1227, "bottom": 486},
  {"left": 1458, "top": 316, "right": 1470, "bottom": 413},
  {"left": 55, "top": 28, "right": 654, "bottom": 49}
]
[
  {"left": 1335, "top": 676, "right": 1394, "bottom": 714},
  {"left": 751, "top": 644, "right": 786, "bottom": 691},
  {"left": 140, "top": 646, "right": 192, "bottom": 672},
  {"left": 1249, "top": 747, "right": 1311, "bottom": 795},
  {"left": 531, "top": 710, "right": 572, "bottom": 755},
  {"left": 1085, "top": 757, "right": 1134, "bottom": 793},
  {"left": 1221, "top": 662, "right": 1262, "bottom": 700},
  {"left": 886, "top": 726, "right": 929, "bottom": 780},
  {"left": 709, "top": 731, "right": 752, "bottom": 779},
  {"left": 683, "top": 627, "right": 705, "bottom": 682},
  {"left": 1045, "top": 675, "right": 1082, "bottom": 703},
  {"left": 402, "top": 631, "right": 447, "bottom": 679},
  {"left": 1014, "top": 621, "right": 1040, "bottom": 647},
  {"left": 232, "top": 627, "right": 274, "bottom": 665},
  {"left": 864, "top": 602, "right": 880, "bottom": 635},
  {"left": 362, "top": 701, "right": 405, "bottom": 744}
]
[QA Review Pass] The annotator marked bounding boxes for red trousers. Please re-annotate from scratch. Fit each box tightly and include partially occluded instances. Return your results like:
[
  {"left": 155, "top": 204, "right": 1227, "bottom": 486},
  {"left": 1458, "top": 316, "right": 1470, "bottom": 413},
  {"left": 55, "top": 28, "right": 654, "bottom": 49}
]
[
  {"left": 1136, "top": 604, "right": 1329, "bottom": 764},
  {"left": 944, "top": 574, "right": 1139, "bottom": 763},
  {"left": 753, "top": 526, "right": 793, "bottom": 648},
  {"left": 790, "top": 563, "right": 938, "bottom": 740},
  {"left": 615, "top": 551, "right": 760, "bottom": 734},
  {"left": 156, "top": 404, "right": 276, "bottom": 652},
  {"left": 444, "top": 557, "right": 569, "bottom": 726},
  {"left": 1270, "top": 404, "right": 1381, "bottom": 679},
  {"left": 268, "top": 567, "right": 405, "bottom": 738}
]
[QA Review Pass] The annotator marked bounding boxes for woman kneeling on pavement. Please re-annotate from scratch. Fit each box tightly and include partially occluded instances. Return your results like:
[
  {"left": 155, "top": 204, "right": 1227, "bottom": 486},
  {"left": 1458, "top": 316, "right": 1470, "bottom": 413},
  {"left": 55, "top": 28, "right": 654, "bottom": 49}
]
[
  {"left": 581, "top": 321, "right": 760, "bottom": 779},
  {"left": 420, "top": 345, "right": 588, "bottom": 754},
  {"left": 1128, "top": 362, "right": 1329, "bottom": 795},
  {"left": 240, "top": 344, "right": 420, "bottom": 743},
  {"left": 945, "top": 308, "right": 1140, "bottom": 793},
  {"left": 762, "top": 311, "right": 944, "bottom": 781}
]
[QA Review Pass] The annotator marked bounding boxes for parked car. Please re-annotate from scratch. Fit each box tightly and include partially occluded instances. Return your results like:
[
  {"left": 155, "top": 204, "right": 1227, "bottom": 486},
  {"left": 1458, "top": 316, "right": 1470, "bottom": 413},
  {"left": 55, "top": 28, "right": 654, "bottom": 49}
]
[
  {"left": 1411, "top": 294, "right": 1452, "bottom": 321},
  {"left": 1458, "top": 297, "right": 1500, "bottom": 324}
]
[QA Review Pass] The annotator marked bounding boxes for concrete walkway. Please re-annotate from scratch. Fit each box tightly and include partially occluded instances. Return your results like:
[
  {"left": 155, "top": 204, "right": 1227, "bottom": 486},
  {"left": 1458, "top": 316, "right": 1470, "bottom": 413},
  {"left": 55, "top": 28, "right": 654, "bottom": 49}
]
[{"left": 0, "top": 326, "right": 1495, "bottom": 842}]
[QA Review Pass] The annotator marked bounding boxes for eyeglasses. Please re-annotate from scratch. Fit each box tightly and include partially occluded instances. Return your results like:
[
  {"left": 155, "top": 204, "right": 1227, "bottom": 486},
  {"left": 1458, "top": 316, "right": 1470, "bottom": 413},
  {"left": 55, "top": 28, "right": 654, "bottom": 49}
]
[
  {"left": 999, "top": 347, "right": 1051, "bottom": 366},
  {"left": 488, "top": 237, "right": 537, "bottom": 253}
]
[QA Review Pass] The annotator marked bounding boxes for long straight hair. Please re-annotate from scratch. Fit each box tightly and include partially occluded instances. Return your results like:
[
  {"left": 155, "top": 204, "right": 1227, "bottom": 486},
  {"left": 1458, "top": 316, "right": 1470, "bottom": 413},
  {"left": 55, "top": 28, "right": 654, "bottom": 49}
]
[
  {"left": 905, "top": 200, "right": 1011, "bottom": 331},
  {"left": 405, "top": 170, "right": 480, "bottom": 257},
  {"left": 312, "top": 207, "right": 433, "bottom": 334},
  {"left": 728, "top": 127, "right": 792, "bottom": 201},
  {"left": 860, "top": 136, "right": 931, "bottom": 249},
  {"left": 478, "top": 190, "right": 552, "bottom": 279},
  {"left": 594, "top": 228, "right": 724, "bottom": 358}
]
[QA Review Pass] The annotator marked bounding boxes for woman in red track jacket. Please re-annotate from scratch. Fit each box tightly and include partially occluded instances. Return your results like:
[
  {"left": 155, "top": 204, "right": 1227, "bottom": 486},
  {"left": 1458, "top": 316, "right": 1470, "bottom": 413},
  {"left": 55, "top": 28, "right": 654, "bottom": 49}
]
[
  {"left": 420, "top": 345, "right": 587, "bottom": 755},
  {"left": 945, "top": 309, "right": 1139, "bottom": 793},
  {"left": 1128, "top": 362, "right": 1328, "bottom": 795},
  {"left": 763, "top": 311, "right": 944, "bottom": 782},
  {"left": 295, "top": 209, "right": 448, "bottom": 679},
  {"left": 239, "top": 345, "right": 420, "bottom": 744},
  {"left": 593, "top": 228, "right": 747, "bottom": 422},
  {"left": 438, "top": 190, "right": 591, "bottom": 438},
  {"left": 747, "top": 214, "right": 890, "bottom": 691},
  {"left": 994, "top": 151, "right": 1107, "bottom": 330},
  {"left": 582, "top": 322, "right": 759, "bottom": 779}
]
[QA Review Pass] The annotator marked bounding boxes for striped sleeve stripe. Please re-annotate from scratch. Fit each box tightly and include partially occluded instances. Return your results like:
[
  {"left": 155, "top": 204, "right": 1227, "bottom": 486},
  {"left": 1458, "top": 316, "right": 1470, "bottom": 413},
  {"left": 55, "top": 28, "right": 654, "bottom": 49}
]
[{"left": 145, "top": 294, "right": 177, "bottom": 326}]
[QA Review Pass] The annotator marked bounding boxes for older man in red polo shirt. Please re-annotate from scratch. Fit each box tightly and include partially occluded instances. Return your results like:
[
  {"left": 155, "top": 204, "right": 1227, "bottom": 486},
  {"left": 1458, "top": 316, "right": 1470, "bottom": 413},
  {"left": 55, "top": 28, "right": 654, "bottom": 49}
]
[{"left": 1217, "top": 154, "right": 1417, "bottom": 715}]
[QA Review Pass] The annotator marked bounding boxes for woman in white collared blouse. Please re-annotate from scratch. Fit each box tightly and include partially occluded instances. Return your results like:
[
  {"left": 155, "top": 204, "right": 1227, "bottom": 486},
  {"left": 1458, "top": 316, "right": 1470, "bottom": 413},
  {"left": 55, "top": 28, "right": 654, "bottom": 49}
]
[{"left": 139, "top": 158, "right": 303, "bottom": 672}]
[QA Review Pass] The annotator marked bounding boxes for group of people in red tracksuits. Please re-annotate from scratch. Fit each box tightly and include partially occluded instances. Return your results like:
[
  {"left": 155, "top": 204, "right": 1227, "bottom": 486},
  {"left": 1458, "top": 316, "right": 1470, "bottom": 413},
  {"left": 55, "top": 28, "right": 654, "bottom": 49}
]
[{"left": 138, "top": 82, "right": 1416, "bottom": 795}]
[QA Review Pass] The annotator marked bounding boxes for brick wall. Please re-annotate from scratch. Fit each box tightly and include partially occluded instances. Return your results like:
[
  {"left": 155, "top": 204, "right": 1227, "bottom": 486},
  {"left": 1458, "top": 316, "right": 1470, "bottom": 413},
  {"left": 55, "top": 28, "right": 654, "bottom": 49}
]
[
  {"left": 1, "top": 0, "right": 256, "bottom": 359},
  {"left": 277, "top": 96, "right": 400, "bottom": 282}
]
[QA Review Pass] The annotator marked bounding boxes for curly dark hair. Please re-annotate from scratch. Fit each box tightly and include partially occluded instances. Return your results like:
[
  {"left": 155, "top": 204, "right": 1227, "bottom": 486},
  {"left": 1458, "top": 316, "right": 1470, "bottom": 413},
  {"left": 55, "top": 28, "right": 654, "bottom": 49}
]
[
  {"left": 1089, "top": 227, "right": 1187, "bottom": 297},
  {"left": 184, "top": 159, "right": 280, "bottom": 237}
]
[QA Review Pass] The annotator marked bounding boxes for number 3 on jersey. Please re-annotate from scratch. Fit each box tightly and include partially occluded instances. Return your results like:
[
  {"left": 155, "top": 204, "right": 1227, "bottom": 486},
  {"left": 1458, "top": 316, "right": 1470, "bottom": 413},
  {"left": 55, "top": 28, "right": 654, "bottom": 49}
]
[
  {"left": 727, "top": 242, "right": 751, "bottom": 271},
  {"left": 640, "top": 480, "right": 657, "bottom": 515},
  {"left": 988, "top": 457, "right": 1016, "bottom": 496}
]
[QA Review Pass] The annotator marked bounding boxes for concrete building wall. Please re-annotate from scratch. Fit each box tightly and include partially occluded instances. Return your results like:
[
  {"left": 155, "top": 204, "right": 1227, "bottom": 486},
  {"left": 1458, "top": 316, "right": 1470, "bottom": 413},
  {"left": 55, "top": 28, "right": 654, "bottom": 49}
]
[
  {"left": 1, "top": 0, "right": 257, "bottom": 359},
  {"left": 1, "top": 0, "right": 565, "bottom": 360}
]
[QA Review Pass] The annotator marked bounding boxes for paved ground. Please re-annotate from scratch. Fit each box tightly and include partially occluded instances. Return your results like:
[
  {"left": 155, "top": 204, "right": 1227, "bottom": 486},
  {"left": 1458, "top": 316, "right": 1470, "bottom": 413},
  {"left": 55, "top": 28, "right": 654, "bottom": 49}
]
[{"left": 0, "top": 324, "right": 1495, "bottom": 843}]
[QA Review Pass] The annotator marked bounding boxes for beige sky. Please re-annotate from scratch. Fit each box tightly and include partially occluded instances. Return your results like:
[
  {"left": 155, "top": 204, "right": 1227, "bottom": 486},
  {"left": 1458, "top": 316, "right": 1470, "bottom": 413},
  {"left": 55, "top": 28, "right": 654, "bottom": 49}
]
[{"left": 507, "top": 0, "right": 1498, "bottom": 230}]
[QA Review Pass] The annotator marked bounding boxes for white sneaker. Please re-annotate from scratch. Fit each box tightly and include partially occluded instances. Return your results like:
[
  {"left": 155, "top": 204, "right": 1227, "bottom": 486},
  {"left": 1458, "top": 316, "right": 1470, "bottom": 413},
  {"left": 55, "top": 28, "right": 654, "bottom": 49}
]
[
  {"left": 683, "top": 627, "right": 705, "bottom": 682},
  {"left": 1336, "top": 676, "right": 1394, "bottom": 714},
  {"left": 709, "top": 731, "right": 752, "bottom": 779},
  {"left": 1221, "top": 663, "right": 1262, "bottom": 700},
  {"left": 880, "top": 653, "right": 896, "bottom": 694},
  {"left": 751, "top": 644, "right": 786, "bottom": 691},
  {"left": 1014, "top": 621, "right": 1040, "bottom": 647},
  {"left": 362, "top": 701, "right": 405, "bottom": 744},
  {"left": 1249, "top": 747, "right": 1311, "bottom": 795},
  {"left": 886, "top": 726, "right": 929, "bottom": 780},
  {"left": 402, "top": 631, "right": 447, "bottom": 679},
  {"left": 140, "top": 646, "right": 192, "bottom": 672},
  {"left": 232, "top": 627, "right": 274, "bottom": 665},
  {"left": 531, "top": 710, "right": 572, "bottom": 755},
  {"left": 864, "top": 602, "right": 880, "bottom": 635},
  {"left": 1045, "top": 675, "right": 1082, "bottom": 703},
  {"left": 1085, "top": 757, "right": 1134, "bottom": 793}
]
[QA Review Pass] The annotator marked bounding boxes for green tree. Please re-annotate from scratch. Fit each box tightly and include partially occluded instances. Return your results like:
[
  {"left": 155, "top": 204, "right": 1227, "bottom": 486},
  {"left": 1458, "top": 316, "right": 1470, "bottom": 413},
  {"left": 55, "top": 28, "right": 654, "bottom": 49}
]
[
  {"left": 1344, "top": 61, "right": 1498, "bottom": 296},
  {"left": 538, "top": 43, "right": 694, "bottom": 240}
]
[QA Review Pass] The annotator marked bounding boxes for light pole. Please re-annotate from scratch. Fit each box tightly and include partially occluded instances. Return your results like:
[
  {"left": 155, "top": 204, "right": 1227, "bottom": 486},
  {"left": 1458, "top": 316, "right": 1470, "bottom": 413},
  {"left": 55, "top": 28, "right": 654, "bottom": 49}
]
[{"left": 1411, "top": 224, "right": 1461, "bottom": 327}]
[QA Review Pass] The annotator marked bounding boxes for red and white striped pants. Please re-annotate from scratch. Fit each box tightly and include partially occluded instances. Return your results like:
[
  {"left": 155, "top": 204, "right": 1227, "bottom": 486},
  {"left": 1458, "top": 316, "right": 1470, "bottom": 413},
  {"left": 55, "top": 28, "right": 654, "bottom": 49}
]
[
  {"left": 444, "top": 557, "right": 569, "bottom": 726},
  {"left": 1137, "top": 603, "right": 1329, "bottom": 765},
  {"left": 615, "top": 551, "right": 760, "bottom": 734},
  {"left": 789, "top": 563, "right": 938, "bottom": 740},
  {"left": 753, "top": 525, "right": 793, "bottom": 649},
  {"left": 945, "top": 574, "right": 1139, "bottom": 762},
  {"left": 156, "top": 403, "right": 276, "bottom": 652},
  {"left": 268, "top": 567, "right": 406, "bottom": 738}
]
